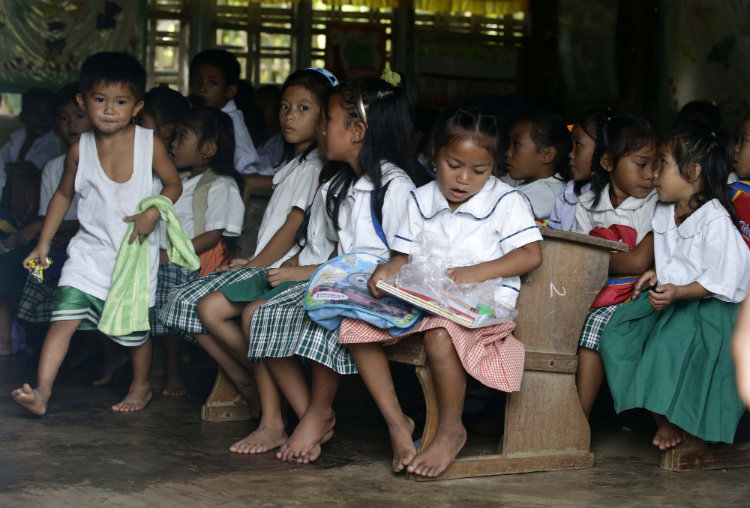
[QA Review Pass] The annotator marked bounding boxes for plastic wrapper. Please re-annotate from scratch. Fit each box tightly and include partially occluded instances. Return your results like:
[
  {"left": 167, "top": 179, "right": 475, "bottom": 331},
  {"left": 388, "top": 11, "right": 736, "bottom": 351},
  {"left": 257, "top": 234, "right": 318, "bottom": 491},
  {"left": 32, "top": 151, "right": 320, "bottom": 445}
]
[
  {"left": 379, "top": 233, "right": 517, "bottom": 328},
  {"left": 26, "top": 257, "right": 53, "bottom": 282}
]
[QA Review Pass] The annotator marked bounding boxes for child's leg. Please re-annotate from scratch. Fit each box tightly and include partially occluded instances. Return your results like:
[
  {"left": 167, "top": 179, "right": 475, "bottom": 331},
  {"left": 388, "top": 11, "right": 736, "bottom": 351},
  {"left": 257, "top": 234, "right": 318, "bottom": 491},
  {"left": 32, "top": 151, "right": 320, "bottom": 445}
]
[
  {"left": 0, "top": 300, "right": 13, "bottom": 355},
  {"left": 275, "top": 361, "right": 339, "bottom": 464},
  {"left": 228, "top": 300, "right": 287, "bottom": 454},
  {"left": 162, "top": 334, "right": 186, "bottom": 396},
  {"left": 576, "top": 347, "right": 604, "bottom": 419},
  {"left": 92, "top": 333, "right": 129, "bottom": 386},
  {"left": 112, "top": 338, "right": 152, "bottom": 412},
  {"left": 11, "top": 319, "right": 81, "bottom": 415},
  {"left": 651, "top": 412, "right": 684, "bottom": 450},
  {"left": 407, "top": 328, "right": 467, "bottom": 478},
  {"left": 348, "top": 342, "right": 416, "bottom": 472}
]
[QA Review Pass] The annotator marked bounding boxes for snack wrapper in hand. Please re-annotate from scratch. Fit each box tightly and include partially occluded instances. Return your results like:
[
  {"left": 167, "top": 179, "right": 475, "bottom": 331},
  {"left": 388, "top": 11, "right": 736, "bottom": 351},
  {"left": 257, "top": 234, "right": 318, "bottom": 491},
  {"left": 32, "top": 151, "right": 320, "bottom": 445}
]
[{"left": 27, "top": 257, "right": 53, "bottom": 282}]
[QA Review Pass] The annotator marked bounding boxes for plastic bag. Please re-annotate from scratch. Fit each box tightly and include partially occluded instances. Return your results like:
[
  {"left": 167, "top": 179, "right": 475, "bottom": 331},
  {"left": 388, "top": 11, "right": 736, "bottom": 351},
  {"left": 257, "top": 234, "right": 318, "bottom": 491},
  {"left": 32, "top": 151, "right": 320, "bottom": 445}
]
[{"left": 381, "top": 233, "right": 517, "bottom": 328}]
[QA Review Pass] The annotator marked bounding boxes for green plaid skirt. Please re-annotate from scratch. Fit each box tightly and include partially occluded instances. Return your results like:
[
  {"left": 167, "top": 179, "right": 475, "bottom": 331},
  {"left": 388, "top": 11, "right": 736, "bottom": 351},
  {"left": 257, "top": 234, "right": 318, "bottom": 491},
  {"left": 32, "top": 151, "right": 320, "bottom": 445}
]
[
  {"left": 578, "top": 304, "right": 620, "bottom": 351},
  {"left": 151, "top": 262, "right": 199, "bottom": 337},
  {"left": 157, "top": 267, "right": 266, "bottom": 335},
  {"left": 248, "top": 281, "right": 357, "bottom": 375},
  {"left": 17, "top": 274, "right": 57, "bottom": 323}
]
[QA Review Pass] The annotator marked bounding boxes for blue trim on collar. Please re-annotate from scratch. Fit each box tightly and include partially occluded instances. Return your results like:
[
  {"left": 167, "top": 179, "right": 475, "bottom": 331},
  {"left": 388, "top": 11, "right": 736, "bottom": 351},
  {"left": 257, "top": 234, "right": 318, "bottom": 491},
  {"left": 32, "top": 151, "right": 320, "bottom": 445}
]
[
  {"left": 502, "top": 284, "right": 520, "bottom": 292},
  {"left": 412, "top": 188, "right": 533, "bottom": 221}
]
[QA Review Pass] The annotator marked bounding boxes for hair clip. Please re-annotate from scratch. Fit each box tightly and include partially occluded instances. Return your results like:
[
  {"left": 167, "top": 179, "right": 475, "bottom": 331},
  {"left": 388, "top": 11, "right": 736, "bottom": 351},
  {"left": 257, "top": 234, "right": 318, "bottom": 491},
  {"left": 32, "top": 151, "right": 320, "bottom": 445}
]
[
  {"left": 710, "top": 131, "right": 717, "bottom": 139},
  {"left": 356, "top": 93, "right": 368, "bottom": 127},
  {"left": 305, "top": 67, "right": 339, "bottom": 87},
  {"left": 380, "top": 64, "right": 401, "bottom": 87}
]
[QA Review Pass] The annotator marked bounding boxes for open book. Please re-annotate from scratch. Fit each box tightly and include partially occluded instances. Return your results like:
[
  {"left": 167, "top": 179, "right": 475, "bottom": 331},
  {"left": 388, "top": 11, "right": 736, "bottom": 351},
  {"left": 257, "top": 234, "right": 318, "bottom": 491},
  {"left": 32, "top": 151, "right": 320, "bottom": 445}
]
[{"left": 376, "top": 279, "right": 497, "bottom": 328}]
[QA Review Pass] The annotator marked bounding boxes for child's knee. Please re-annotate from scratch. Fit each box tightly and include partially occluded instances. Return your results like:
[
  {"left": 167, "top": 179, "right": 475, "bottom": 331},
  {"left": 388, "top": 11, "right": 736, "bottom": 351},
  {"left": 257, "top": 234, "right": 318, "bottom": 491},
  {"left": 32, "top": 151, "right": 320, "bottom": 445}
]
[{"left": 197, "top": 291, "right": 222, "bottom": 321}]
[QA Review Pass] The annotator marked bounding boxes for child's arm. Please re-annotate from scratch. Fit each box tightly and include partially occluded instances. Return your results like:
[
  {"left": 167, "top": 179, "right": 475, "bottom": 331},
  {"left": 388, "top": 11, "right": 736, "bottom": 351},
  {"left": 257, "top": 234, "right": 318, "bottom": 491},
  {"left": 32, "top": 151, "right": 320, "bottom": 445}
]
[
  {"left": 267, "top": 265, "right": 318, "bottom": 287},
  {"left": 732, "top": 285, "right": 750, "bottom": 408},
  {"left": 22, "top": 146, "right": 78, "bottom": 268},
  {"left": 368, "top": 253, "right": 409, "bottom": 298},
  {"left": 446, "top": 241, "right": 542, "bottom": 285},
  {"left": 246, "top": 208, "right": 305, "bottom": 268},
  {"left": 632, "top": 269, "right": 658, "bottom": 299},
  {"left": 648, "top": 281, "right": 710, "bottom": 310},
  {"left": 192, "top": 229, "right": 223, "bottom": 256},
  {"left": 124, "top": 134, "right": 182, "bottom": 244},
  {"left": 608, "top": 232, "right": 654, "bottom": 276}
]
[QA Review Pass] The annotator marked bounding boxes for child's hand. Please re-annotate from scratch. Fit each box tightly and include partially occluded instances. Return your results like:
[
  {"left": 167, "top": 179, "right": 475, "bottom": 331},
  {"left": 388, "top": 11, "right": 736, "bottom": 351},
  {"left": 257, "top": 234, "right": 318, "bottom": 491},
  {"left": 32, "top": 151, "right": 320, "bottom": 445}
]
[
  {"left": 22, "top": 244, "right": 50, "bottom": 270},
  {"left": 368, "top": 263, "right": 396, "bottom": 298},
  {"left": 124, "top": 207, "right": 160, "bottom": 245},
  {"left": 217, "top": 257, "right": 250, "bottom": 272},
  {"left": 633, "top": 269, "right": 657, "bottom": 299},
  {"left": 267, "top": 267, "right": 307, "bottom": 287},
  {"left": 446, "top": 265, "right": 482, "bottom": 285},
  {"left": 648, "top": 283, "right": 678, "bottom": 310}
]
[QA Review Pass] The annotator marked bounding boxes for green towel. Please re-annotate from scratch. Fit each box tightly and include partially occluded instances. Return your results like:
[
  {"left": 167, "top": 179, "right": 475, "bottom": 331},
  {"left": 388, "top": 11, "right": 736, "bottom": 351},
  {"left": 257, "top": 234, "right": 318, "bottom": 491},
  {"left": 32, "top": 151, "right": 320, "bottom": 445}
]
[{"left": 98, "top": 195, "right": 200, "bottom": 336}]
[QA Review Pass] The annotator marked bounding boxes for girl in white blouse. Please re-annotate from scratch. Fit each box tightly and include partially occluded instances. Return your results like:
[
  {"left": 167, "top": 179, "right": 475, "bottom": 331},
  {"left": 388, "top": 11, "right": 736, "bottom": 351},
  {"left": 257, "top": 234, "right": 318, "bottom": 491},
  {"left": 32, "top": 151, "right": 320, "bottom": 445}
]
[{"left": 600, "top": 123, "right": 749, "bottom": 450}]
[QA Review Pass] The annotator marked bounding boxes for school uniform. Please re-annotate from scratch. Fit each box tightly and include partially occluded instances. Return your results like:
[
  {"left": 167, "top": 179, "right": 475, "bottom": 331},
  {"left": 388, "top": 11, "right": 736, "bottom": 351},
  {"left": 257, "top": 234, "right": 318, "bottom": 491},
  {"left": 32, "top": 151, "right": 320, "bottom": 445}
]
[
  {"left": 247, "top": 163, "right": 416, "bottom": 375},
  {"left": 338, "top": 176, "right": 541, "bottom": 391},
  {"left": 727, "top": 180, "right": 750, "bottom": 248},
  {"left": 157, "top": 150, "right": 323, "bottom": 336},
  {"left": 256, "top": 131, "right": 285, "bottom": 174},
  {"left": 573, "top": 186, "right": 658, "bottom": 351},
  {"left": 548, "top": 180, "right": 591, "bottom": 231},
  {"left": 221, "top": 99, "right": 262, "bottom": 176},
  {"left": 0, "top": 128, "right": 61, "bottom": 170},
  {"left": 600, "top": 200, "right": 749, "bottom": 443},
  {"left": 516, "top": 174, "right": 566, "bottom": 221}
]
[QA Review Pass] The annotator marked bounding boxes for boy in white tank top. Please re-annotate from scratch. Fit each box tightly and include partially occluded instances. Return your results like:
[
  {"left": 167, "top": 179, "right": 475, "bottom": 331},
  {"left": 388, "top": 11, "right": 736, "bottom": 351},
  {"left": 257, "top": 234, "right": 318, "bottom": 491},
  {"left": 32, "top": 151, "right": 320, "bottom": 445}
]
[{"left": 11, "top": 52, "right": 182, "bottom": 416}]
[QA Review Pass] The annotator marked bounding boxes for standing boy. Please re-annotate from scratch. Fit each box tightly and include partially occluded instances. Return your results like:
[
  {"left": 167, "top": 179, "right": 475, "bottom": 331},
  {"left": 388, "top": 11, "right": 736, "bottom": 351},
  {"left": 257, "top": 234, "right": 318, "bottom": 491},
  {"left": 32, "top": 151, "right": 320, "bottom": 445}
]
[{"left": 11, "top": 52, "right": 182, "bottom": 415}]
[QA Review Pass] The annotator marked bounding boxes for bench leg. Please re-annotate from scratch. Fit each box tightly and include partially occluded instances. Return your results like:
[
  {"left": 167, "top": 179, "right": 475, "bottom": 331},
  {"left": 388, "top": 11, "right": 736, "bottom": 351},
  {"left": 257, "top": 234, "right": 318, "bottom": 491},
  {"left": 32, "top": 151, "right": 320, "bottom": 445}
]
[
  {"left": 201, "top": 368, "right": 260, "bottom": 422},
  {"left": 661, "top": 433, "right": 750, "bottom": 471}
]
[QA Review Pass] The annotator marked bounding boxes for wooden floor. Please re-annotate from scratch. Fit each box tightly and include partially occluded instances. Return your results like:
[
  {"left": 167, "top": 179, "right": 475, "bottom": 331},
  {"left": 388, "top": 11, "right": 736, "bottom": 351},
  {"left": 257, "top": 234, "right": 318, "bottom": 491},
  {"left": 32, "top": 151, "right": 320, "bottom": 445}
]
[{"left": 1, "top": 340, "right": 748, "bottom": 508}]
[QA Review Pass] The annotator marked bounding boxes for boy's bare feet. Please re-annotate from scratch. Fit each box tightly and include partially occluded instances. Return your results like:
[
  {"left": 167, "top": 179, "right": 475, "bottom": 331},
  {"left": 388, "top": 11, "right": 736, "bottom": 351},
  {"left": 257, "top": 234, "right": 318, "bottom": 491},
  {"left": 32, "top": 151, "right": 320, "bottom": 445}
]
[
  {"left": 162, "top": 372, "right": 186, "bottom": 397},
  {"left": 229, "top": 422, "right": 287, "bottom": 454},
  {"left": 389, "top": 415, "right": 416, "bottom": 472},
  {"left": 407, "top": 424, "right": 466, "bottom": 478},
  {"left": 653, "top": 421, "right": 683, "bottom": 450},
  {"left": 276, "top": 408, "right": 335, "bottom": 463},
  {"left": 112, "top": 383, "right": 152, "bottom": 412},
  {"left": 11, "top": 383, "right": 50, "bottom": 416}
]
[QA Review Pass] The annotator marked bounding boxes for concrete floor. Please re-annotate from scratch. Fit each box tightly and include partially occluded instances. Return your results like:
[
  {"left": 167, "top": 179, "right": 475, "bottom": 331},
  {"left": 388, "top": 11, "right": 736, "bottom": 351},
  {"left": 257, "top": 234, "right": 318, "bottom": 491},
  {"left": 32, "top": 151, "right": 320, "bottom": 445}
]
[{"left": 1, "top": 338, "right": 748, "bottom": 508}]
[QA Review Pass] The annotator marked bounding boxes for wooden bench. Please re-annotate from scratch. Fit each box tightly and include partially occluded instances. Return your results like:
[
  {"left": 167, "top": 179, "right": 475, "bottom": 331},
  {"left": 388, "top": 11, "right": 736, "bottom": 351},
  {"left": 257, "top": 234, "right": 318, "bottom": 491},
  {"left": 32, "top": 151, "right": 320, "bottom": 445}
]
[{"left": 386, "top": 227, "right": 624, "bottom": 480}]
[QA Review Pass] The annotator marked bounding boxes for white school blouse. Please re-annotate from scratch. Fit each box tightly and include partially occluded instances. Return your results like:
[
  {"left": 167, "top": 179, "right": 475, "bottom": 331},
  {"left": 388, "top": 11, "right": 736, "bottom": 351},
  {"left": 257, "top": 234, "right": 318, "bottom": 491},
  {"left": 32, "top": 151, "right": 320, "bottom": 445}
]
[
  {"left": 222, "top": 99, "right": 262, "bottom": 176},
  {"left": 60, "top": 126, "right": 159, "bottom": 301},
  {"left": 0, "top": 128, "right": 61, "bottom": 170},
  {"left": 652, "top": 200, "right": 749, "bottom": 303},
  {"left": 327, "top": 162, "right": 415, "bottom": 259},
  {"left": 159, "top": 172, "right": 244, "bottom": 248},
  {"left": 38, "top": 154, "right": 79, "bottom": 221},
  {"left": 548, "top": 180, "right": 591, "bottom": 231},
  {"left": 253, "top": 148, "right": 324, "bottom": 268},
  {"left": 297, "top": 181, "right": 336, "bottom": 266},
  {"left": 573, "top": 185, "right": 658, "bottom": 244},
  {"left": 516, "top": 174, "right": 566, "bottom": 221},
  {"left": 391, "top": 176, "right": 542, "bottom": 309}
]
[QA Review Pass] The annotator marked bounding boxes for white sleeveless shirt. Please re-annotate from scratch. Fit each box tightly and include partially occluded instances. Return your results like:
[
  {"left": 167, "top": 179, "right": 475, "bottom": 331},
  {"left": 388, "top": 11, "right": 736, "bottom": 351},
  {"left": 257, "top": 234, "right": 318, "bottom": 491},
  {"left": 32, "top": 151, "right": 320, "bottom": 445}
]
[{"left": 59, "top": 126, "right": 160, "bottom": 302}]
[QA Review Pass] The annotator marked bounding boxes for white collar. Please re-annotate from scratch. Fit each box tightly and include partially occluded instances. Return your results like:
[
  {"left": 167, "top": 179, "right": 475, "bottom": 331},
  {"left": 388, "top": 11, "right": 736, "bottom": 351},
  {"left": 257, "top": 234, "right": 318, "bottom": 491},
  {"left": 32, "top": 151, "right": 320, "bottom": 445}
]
[
  {"left": 352, "top": 162, "right": 401, "bottom": 193},
  {"left": 652, "top": 199, "right": 728, "bottom": 238},
  {"left": 273, "top": 148, "right": 320, "bottom": 186},
  {"left": 412, "top": 176, "right": 524, "bottom": 220},
  {"left": 579, "top": 184, "right": 657, "bottom": 212},
  {"left": 221, "top": 99, "right": 237, "bottom": 113}
]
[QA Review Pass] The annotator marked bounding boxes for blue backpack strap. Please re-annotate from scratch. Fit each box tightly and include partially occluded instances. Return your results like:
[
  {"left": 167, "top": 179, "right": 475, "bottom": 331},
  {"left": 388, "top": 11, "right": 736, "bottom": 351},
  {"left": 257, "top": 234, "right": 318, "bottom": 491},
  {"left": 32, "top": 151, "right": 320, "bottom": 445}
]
[{"left": 370, "top": 180, "right": 392, "bottom": 249}]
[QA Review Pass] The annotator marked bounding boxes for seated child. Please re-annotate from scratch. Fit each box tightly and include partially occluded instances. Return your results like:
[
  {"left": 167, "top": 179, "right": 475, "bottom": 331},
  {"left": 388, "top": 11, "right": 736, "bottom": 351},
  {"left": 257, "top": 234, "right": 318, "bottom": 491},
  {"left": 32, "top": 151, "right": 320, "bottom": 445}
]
[
  {"left": 189, "top": 49, "right": 261, "bottom": 176},
  {"left": 548, "top": 108, "right": 606, "bottom": 231},
  {"left": 2, "top": 83, "right": 88, "bottom": 354},
  {"left": 339, "top": 107, "right": 542, "bottom": 478},
  {"left": 600, "top": 123, "right": 749, "bottom": 449},
  {"left": 504, "top": 111, "right": 570, "bottom": 220},
  {"left": 727, "top": 115, "right": 750, "bottom": 248},
  {"left": 137, "top": 86, "right": 191, "bottom": 148},
  {"left": 11, "top": 51, "right": 182, "bottom": 415},
  {"left": 572, "top": 111, "right": 659, "bottom": 419},
  {"left": 0, "top": 88, "right": 61, "bottom": 222},
  {"left": 151, "top": 106, "right": 244, "bottom": 396}
]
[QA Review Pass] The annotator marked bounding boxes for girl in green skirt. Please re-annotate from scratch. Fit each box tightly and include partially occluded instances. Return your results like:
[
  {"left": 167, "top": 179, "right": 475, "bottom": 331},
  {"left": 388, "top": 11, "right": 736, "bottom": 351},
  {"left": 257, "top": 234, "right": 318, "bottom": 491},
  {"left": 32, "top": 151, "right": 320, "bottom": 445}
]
[{"left": 600, "top": 123, "right": 749, "bottom": 450}]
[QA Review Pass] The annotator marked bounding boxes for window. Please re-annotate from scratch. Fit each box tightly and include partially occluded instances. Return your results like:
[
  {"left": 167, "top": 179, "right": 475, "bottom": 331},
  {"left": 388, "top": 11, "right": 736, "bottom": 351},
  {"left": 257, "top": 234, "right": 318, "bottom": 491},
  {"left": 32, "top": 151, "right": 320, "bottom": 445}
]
[{"left": 146, "top": 0, "right": 189, "bottom": 91}]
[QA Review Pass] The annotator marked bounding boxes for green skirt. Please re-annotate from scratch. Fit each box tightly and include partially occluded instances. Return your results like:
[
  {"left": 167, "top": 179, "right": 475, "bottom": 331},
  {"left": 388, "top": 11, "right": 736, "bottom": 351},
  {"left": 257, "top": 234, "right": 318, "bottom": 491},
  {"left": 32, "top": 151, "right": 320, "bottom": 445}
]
[
  {"left": 600, "top": 293, "right": 744, "bottom": 443},
  {"left": 219, "top": 271, "right": 301, "bottom": 303}
]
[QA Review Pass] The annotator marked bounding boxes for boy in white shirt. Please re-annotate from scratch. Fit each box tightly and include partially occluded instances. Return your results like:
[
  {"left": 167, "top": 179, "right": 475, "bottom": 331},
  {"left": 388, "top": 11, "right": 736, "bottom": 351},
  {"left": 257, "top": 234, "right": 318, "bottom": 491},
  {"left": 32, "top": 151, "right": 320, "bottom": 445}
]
[{"left": 189, "top": 49, "right": 262, "bottom": 177}]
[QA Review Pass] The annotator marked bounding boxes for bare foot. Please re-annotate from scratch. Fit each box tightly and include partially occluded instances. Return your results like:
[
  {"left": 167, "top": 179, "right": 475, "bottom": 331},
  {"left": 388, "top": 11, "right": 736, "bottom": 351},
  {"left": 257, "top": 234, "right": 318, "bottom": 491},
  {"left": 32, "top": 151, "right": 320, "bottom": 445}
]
[
  {"left": 407, "top": 425, "right": 467, "bottom": 478},
  {"left": 276, "top": 408, "right": 335, "bottom": 464},
  {"left": 653, "top": 421, "right": 683, "bottom": 450},
  {"left": 92, "top": 354, "right": 129, "bottom": 386},
  {"left": 232, "top": 393, "right": 249, "bottom": 406},
  {"left": 229, "top": 423, "right": 287, "bottom": 454},
  {"left": 112, "top": 384, "right": 152, "bottom": 412},
  {"left": 162, "top": 372, "right": 186, "bottom": 397},
  {"left": 389, "top": 415, "right": 416, "bottom": 472},
  {"left": 11, "top": 384, "right": 49, "bottom": 416}
]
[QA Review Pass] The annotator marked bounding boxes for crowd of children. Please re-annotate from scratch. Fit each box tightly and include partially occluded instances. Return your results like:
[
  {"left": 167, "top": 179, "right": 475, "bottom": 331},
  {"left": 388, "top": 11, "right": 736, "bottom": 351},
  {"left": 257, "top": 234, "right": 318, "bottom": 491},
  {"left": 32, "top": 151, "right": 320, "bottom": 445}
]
[{"left": 3, "top": 47, "right": 750, "bottom": 479}]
